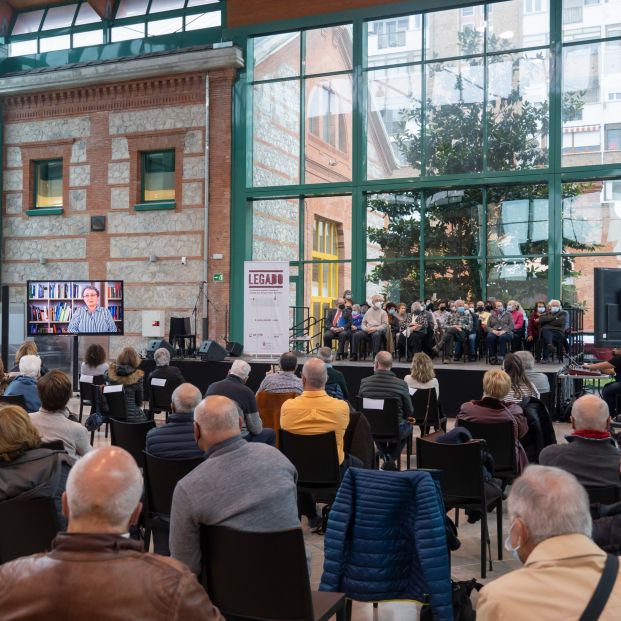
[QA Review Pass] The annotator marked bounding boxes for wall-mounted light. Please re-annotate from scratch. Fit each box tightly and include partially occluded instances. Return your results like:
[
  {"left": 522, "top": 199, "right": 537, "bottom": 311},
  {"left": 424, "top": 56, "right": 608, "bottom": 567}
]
[
  {"left": 39, "top": 257, "right": 47, "bottom": 265},
  {"left": 148, "top": 255, "right": 157, "bottom": 263}
]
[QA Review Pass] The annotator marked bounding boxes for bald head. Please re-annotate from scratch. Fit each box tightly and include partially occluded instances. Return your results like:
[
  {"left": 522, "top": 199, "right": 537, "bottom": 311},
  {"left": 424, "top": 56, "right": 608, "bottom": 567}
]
[
  {"left": 375, "top": 351, "right": 393, "bottom": 371},
  {"left": 571, "top": 394, "right": 610, "bottom": 431},
  {"left": 171, "top": 382, "right": 202, "bottom": 413},
  {"left": 64, "top": 447, "right": 143, "bottom": 533},
  {"left": 302, "top": 358, "right": 328, "bottom": 390},
  {"left": 193, "top": 395, "right": 241, "bottom": 451}
]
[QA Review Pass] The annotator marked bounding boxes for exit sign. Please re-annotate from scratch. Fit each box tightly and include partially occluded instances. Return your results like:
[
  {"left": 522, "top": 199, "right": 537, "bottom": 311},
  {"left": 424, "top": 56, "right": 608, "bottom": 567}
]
[{"left": 213, "top": 273, "right": 224, "bottom": 282}]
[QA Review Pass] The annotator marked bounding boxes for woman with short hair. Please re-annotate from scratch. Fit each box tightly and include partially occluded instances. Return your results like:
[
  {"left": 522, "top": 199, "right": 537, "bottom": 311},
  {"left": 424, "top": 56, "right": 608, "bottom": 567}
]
[
  {"left": 81, "top": 343, "right": 109, "bottom": 377},
  {"left": 104, "top": 347, "right": 145, "bottom": 421},
  {"left": 10, "top": 340, "right": 49, "bottom": 377},
  {"left": 4, "top": 354, "right": 42, "bottom": 412}
]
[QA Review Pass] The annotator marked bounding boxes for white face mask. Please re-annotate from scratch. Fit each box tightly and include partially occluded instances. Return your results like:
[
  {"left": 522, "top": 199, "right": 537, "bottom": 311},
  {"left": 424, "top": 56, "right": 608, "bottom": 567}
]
[
  {"left": 373, "top": 301, "right": 382, "bottom": 309},
  {"left": 504, "top": 520, "right": 522, "bottom": 563}
]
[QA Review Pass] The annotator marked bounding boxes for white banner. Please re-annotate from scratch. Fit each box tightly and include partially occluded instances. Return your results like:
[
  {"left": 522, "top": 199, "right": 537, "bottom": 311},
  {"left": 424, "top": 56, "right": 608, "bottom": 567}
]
[{"left": 244, "top": 261, "right": 290, "bottom": 356}]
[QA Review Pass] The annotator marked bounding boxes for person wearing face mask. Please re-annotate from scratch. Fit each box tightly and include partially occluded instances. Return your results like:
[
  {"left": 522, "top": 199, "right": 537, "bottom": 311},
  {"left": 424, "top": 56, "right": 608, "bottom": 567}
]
[
  {"left": 475, "top": 301, "right": 491, "bottom": 330},
  {"left": 486, "top": 300, "right": 514, "bottom": 365},
  {"left": 507, "top": 300, "right": 525, "bottom": 352},
  {"left": 351, "top": 295, "right": 389, "bottom": 361},
  {"left": 394, "top": 303, "right": 411, "bottom": 360},
  {"left": 323, "top": 297, "right": 352, "bottom": 360},
  {"left": 432, "top": 298, "right": 473, "bottom": 362},
  {"left": 539, "top": 299, "right": 569, "bottom": 363},
  {"left": 477, "top": 465, "right": 621, "bottom": 621},
  {"left": 527, "top": 300, "right": 547, "bottom": 358},
  {"left": 404, "top": 302, "right": 429, "bottom": 361}
]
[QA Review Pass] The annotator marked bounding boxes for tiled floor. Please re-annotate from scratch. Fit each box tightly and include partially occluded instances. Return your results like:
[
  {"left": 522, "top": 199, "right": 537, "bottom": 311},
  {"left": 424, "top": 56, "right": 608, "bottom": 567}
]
[{"left": 77, "top": 396, "right": 571, "bottom": 620}]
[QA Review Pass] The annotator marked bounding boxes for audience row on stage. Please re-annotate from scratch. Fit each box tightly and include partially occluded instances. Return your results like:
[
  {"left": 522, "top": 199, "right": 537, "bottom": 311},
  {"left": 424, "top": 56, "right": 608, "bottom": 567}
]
[
  {"left": 1, "top": 338, "right": 621, "bottom": 619},
  {"left": 323, "top": 294, "right": 571, "bottom": 364}
]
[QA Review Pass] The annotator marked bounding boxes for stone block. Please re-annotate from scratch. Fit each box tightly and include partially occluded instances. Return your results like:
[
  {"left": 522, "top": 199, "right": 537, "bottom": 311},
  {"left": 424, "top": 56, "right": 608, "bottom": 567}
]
[
  {"left": 6, "top": 147, "right": 21, "bottom": 168},
  {"left": 183, "top": 156, "right": 205, "bottom": 180},
  {"left": 109, "top": 105, "right": 205, "bottom": 135},
  {"left": 107, "top": 209, "right": 203, "bottom": 234},
  {"left": 182, "top": 182, "right": 202, "bottom": 207},
  {"left": 111, "top": 137, "right": 129, "bottom": 160},
  {"left": 1, "top": 261, "right": 89, "bottom": 284},
  {"left": 109, "top": 336, "right": 147, "bottom": 358},
  {"left": 109, "top": 233, "right": 202, "bottom": 259},
  {"left": 4, "top": 169, "right": 23, "bottom": 192},
  {"left": 70, "top": 165, "right": 90, "bottom": 187},
  {"left": 6, "top": 194, "right": 22, "bottom": 215},
  {"left": 106, "top": 259, "right": 203, "bottom": 283},
  {"left": 71, "top": 140, "right": 87, "bottom": 164},
  {"left": 110, "top": 187, "right": 129, "bottom": 210},
  {"left": 3, "top": 214, "right": 90, "bottom": 237},
  {"left": 5, "top": 117, "right": 90, "bottom": 144},
  {"left": 108, "top": 162, "right": 130, "bottom": 185},
  {"left": 184, "top": 130, "right": 203, "bottom": 154},
  {"left": 124, "top": 284, "right": 198, "bottom": 309},
  {"left": 4, "top": 237, "right": 86, "bottom": 261},
  {"left": 69, "top": 189, "right": 87, "bottom": 212}
]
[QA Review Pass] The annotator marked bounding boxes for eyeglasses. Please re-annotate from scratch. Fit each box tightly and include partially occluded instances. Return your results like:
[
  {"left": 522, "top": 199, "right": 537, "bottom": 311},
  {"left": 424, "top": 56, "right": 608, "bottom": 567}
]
[{"left": 83, "top": 294, "right": 98, "bottom": 298}]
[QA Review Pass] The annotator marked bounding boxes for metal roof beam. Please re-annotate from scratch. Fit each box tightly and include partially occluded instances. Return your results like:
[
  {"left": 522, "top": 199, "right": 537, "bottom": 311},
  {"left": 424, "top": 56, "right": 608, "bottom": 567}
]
[
  {"left": 0, "top": 2, "right": 14, "bottom": 38},
  {"left": 88, "top": 0, "right": 116, "bottom": 19}
]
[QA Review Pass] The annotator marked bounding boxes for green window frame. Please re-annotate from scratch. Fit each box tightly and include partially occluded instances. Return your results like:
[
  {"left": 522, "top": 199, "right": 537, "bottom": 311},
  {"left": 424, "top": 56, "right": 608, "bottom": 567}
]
[
  {"left": 33, "top": 159, "right": 63, "bottom": 210},
  {"left": 139, "top": 150, "right": 176, "bottom": 208}
]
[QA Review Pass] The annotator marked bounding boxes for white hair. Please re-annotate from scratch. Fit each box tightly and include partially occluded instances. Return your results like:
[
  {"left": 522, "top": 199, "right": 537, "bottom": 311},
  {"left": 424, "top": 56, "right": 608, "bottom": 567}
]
[
  {"left": 549, "top": 299, "right": 561, "bottom": 306},
  {"left": 571, "top": 394, "right": 610, "bottom": 431},
  {"left": 194, "top": 396, "right": 241, "bottom": 432},
  {"left": 19, "top": 354, "right": 42, "bottom": 378},
  {"left": 153, "top": 347, "right": 171, "bottom": 367},
  {"left": 317, "top": 347, "right": 333, "bottom": 364},
  {"left": 509, "top": 465, "right": 592, "bottom": 547},
  {"left": 229, "top": 359, "right": 251, "bottom": 379},
  {"left": 514, "top": 350, "right": 535, "bottom": 371},
  {"left": 171, "top": 383, "right": 202, "bottom": 413}
]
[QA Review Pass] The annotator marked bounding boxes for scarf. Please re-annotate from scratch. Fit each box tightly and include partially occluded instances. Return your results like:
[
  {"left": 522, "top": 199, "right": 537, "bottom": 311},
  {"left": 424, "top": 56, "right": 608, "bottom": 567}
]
[{"left": 573, "top": 429, "right": 611, "bottom": 440}]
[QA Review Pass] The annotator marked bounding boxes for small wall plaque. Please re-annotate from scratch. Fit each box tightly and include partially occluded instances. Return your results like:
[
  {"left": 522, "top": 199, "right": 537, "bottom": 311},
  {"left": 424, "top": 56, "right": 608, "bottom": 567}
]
[{"left": 91, "top": 216, "right": 106, "bottom": 232}]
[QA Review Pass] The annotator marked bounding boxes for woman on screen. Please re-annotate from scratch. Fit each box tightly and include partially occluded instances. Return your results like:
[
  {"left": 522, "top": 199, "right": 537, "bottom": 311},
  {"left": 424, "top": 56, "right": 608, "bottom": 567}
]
[{"left": 67, "top": 286, "right": 117, "bottom": 334}]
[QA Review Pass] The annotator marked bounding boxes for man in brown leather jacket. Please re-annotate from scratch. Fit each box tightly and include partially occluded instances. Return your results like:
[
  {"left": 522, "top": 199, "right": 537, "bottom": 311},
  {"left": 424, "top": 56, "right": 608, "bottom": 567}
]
[{"left": 0, "top": 446, "right": 223, "bottom": 621}]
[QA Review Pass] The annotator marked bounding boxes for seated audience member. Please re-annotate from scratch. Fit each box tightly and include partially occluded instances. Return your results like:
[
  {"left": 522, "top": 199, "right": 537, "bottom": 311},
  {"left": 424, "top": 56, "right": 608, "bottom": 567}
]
[
  {"left": 502, "top": 353, "right": 540, "bottom": 403},
  {"left": 30, "top": 370, "right": 91, "bottom": 464},
  {"left": 475, "top": 301, "right": 491, "bottom": 332},
  {"left": 508, "top": 299, "right": 526, "bottom": 352},
  {"left": 322, "top": 297, "right": 352, "bottom": 360},
  {"left": 457, "top": 369, "right": 528, "bottom": 474},
  {"left": 404, "top": 301, "right": 428, "bottom": 360},
  {"left": 393, "top": 303, "right": 411, "bottom": 359},
  {"left": 351, "top": 295, "right": 389, "bottom": 361},
  {"left": 434, "top": 299, "right": 473, "bottom": 362},
  {"left": 9, "top": 340, "right": 49, "bottom": 377},
  {"left": 256, "top": 351, "right": 303, "bottom": 395},
  {"left": 170, "top": 396, "right": 300, "bottom": 574},
  {"left": 104, "top": 347, "right": 145, "bottom": 421},
  {"left": 146, "top": 383, "right": 204, "bottom": 460},
  {"left": 0, "top": 446, "right": 223, "bottom": 620},
  {"left": 404, "top": 352, "right": 439, "bottom": 398},
  {"left": 584, "top": 347, "right": 621, "bottom": 419},
  {"left": 4, "top": 354, "right": 42, "bottom": 412},
  {"left": 539, "top": 394, "right": 621, "bottom": 487},
  {"left": 0, "top": 405, "right": 70, "bottom": 525},
  {"left": 514, "top": 350, "right": 550, "bottom": 396},
  {"left": 527, "top": 300, "right": 547, "bottom": 354},
  {"left": 0, "top": 359, "right": 11, "bottom": 396},
  {"left": 539, "top": 299, "right": 568, "bottom": 362},
  {"left": 358, "top": 351, "right": 413, "bottom": 470},
  {"left": 80, "top": 343, "right": 109, "bottom": 377},
  {"left": 316, "top": 347, "right": 349, "bottom": 401},
  {"left": 477, "top": 465, "right": 621, "bottom": 621},
  {"left": 486, "top": 300, "right": 514, "bottom": 365},
  {"left": 147, "top": 347, "right": 185, "bottom": 392},
  {"left": 205, "top": 360, "right": 275, "bottom": 445}
]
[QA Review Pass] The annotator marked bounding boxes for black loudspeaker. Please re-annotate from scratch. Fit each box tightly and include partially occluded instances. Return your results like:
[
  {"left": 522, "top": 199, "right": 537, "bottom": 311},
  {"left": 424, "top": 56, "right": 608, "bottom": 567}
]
[
  {"left": 198, "top": 340, "right": 227, "bottom": 362},
  {"left": 145, "top": 339, "right": 175, "bottom": 359},
  {"left": 226, "top": 341, "right": 243, "bottom": 357},
  {"left": 595, "top": 268, "right": 621, "bottom": 347}
]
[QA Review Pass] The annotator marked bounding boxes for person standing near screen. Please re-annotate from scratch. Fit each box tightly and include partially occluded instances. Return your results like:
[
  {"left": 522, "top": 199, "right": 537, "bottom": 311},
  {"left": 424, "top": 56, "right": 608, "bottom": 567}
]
[{"left": 67, "top": 286, "right": 117, "bottom": 334}]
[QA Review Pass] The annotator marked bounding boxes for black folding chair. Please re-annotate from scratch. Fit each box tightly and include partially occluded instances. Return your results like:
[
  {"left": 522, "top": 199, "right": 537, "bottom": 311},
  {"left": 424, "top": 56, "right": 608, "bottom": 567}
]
[
  {"left": 0, "top": 497, "right": 61, "bottom": 563},
  {"left": 109, "top": 419, "right": 155, "bottom": 468},
  {"left": 200, "top": 525, "right": 346, "bottom": 621},
  {"left": 79, "top": 374, "right": 105, "bottom": 423},
  {"left": 416, "top": 437, "right": 503, "bottom": 579},
  {"left": 142, "top": 451, "right": 203, "bottom": 552},
  {"left": 411, "top": 388, "right": 447, "bottom": 436},
  {"left": 584, "top": 484, "right": 621, "bottom": 505},
  {"left": 149, "top": 379, "right": 174, "bottom": 420},
  {"left": 457, "top": 419, "right": 518, "bottom": 485},
  {"left": 0, "top": 394, "right": 27, "bottom": 409},
  {"left": 357, "top": 396, "right": 412, "bottom": 469}
]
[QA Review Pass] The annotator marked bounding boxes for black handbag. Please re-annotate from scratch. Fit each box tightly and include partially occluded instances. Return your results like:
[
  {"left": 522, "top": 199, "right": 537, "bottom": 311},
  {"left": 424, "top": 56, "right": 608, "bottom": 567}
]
[{"left": 420, "top": 578, "right": 482, "bottom": 621}]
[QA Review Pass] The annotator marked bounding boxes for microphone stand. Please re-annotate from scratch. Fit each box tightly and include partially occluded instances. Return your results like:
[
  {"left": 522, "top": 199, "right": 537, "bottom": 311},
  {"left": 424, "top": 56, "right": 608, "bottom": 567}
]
[{"left": 192, "top": 282, "right": 206, "bottom": 353}]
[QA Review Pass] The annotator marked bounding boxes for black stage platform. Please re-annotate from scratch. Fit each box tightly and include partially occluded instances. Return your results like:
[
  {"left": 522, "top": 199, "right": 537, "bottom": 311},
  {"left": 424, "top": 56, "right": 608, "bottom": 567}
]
[{"left": 141, "top": 357, "right": 562, "bottom": 417}]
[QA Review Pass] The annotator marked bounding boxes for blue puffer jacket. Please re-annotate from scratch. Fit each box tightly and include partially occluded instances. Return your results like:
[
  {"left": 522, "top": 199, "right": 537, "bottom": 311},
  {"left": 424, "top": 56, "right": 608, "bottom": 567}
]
[
  {"left": 320, "top": 468, "right": 452, "bottom": 621},
  {"left": 145, "top": 412, "right": 205, "bottom": 460}
]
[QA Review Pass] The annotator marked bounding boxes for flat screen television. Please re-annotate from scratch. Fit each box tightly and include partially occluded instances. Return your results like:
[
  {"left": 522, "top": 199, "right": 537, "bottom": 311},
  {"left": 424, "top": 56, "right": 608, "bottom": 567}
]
[{"left": 27, "top": 280, "right": 124, "bottom": 336}]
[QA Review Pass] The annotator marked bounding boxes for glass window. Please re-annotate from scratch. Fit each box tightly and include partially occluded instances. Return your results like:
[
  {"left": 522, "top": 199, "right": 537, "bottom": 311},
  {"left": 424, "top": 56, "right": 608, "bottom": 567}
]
[
  {"left": 524, "top": 0, "right": 546, "bottom": 14},
  {"left": 606, "top": 126, "right": 621, "bottom": 151},
  {"left": 563, "top": 0, "right": 621, "bottom": 41},
  {"left": 149, "top": 0, "right": 185, "bottom": 13},
  {"left": 186, "top": 0, "right": 219, "bottom": 6},
  {"left": 252, "top": 80, "right": 300, "bottom": 187},
  {"left": 487, "top": 50, "right": 549, "bottom": 171},
  {"left": 116, "top": 0, "right": 149, "bottom": 19},
  {"left": 308, "top": 261, "right": 351, "bottom": 327},
  {"left": 73, "top": 29, "right": 104, "bottom": 47},
  {"left": 367, "top": 16, "right": 422, "bottom": 67},
  {"left": 305, "top": 25, "right": 353, "bottom": 75},
  {"left": 148, "top": 17, "right": 183, "bottom": 36},
  {"left": 367, "top": 64, "right": 422, "bottom": 179},
  {"left": 12, "top": 10, "right": 45, "bottom": 35},
  {"left": 487, "top": 258, "right": 548, "bottom": 306},
  {"left": 142, "top": 151, "right": 175, "bottom": 202},
  {"left": 184, "top": 11, "right": 220, "bottom": 29},
  {"left": 75, "top": 2, "right": 101, "bottom": 26},
  {"left": 305, "top": 75, "right": 352, "bottom": 182},
  {"left": 562, "top": 180, "right": 621, "bottom": 253},
  {"left": 366, "top": 259, "right": 421, "bottom": 303},
  {"left": 111, "top": 23, "right": 145, "bottom": 41},
  {"left": 425, "top": 58, "right": 484, "bottom": 175},
  {"left": 40, "top": 34, "right": 71, "bottom": 52},
  {"left": 488, "top": 0, "right": 549, "bottom": 50},
  {"left": 424, "top": 259, "right": 484, "bottom": 301},
  {"left": 42, "top": 4, "right": 78, "bottom": 30},
  {"left": 425, "top": 188, "right": 483, "bottom": 257},
  {"left": 34, "top": 160, "right": 63, "bottom": 208},
  {"left": 304, "top": 196, "right": 352, "bottom": 262},
  {"left": 8, "top": 40, "right": 38, "bottom": 57},
  {"left": 252, "top": 32, "right": 300, "bottom": 81},
  {"left": 426, "top": 6, "right": 484, "bottom": 60},
  {"left": 252, "top": 199, "right": 299, "bottom": 261},
  {"left": 367, "top": 192, "right": 421, "bottom": 260}
]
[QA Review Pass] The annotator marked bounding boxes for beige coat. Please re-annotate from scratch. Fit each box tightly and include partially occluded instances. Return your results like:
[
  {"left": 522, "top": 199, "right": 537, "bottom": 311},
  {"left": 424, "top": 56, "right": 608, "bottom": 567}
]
[{"left": 477, "top": 534, "right": 621, "bottom": 621}]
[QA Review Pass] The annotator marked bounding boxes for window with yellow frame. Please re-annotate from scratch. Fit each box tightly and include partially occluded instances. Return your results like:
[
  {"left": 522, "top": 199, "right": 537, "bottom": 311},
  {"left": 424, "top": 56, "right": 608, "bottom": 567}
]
[
  {"left": 34, "top": 159, "right": 63, "bottom": 208},
  {"left": 310, "top": 218, "right": 339, "bottom": 327}
]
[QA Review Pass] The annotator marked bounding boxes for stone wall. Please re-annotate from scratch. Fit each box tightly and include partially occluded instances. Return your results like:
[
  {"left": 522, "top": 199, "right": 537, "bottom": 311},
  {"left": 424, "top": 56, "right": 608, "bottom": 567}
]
[{"left": 2, "top": 56, "right": 238, "bottom": 357}]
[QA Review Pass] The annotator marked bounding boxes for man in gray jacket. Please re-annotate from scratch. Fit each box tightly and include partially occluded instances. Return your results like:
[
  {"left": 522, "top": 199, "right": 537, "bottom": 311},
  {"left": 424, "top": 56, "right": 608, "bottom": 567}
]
[
  {"left": 358, "top": 351, "right": 413, "bottom": 470},
  {"left": 169, "top": 395, "right": 300, "bottom": 575}
]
